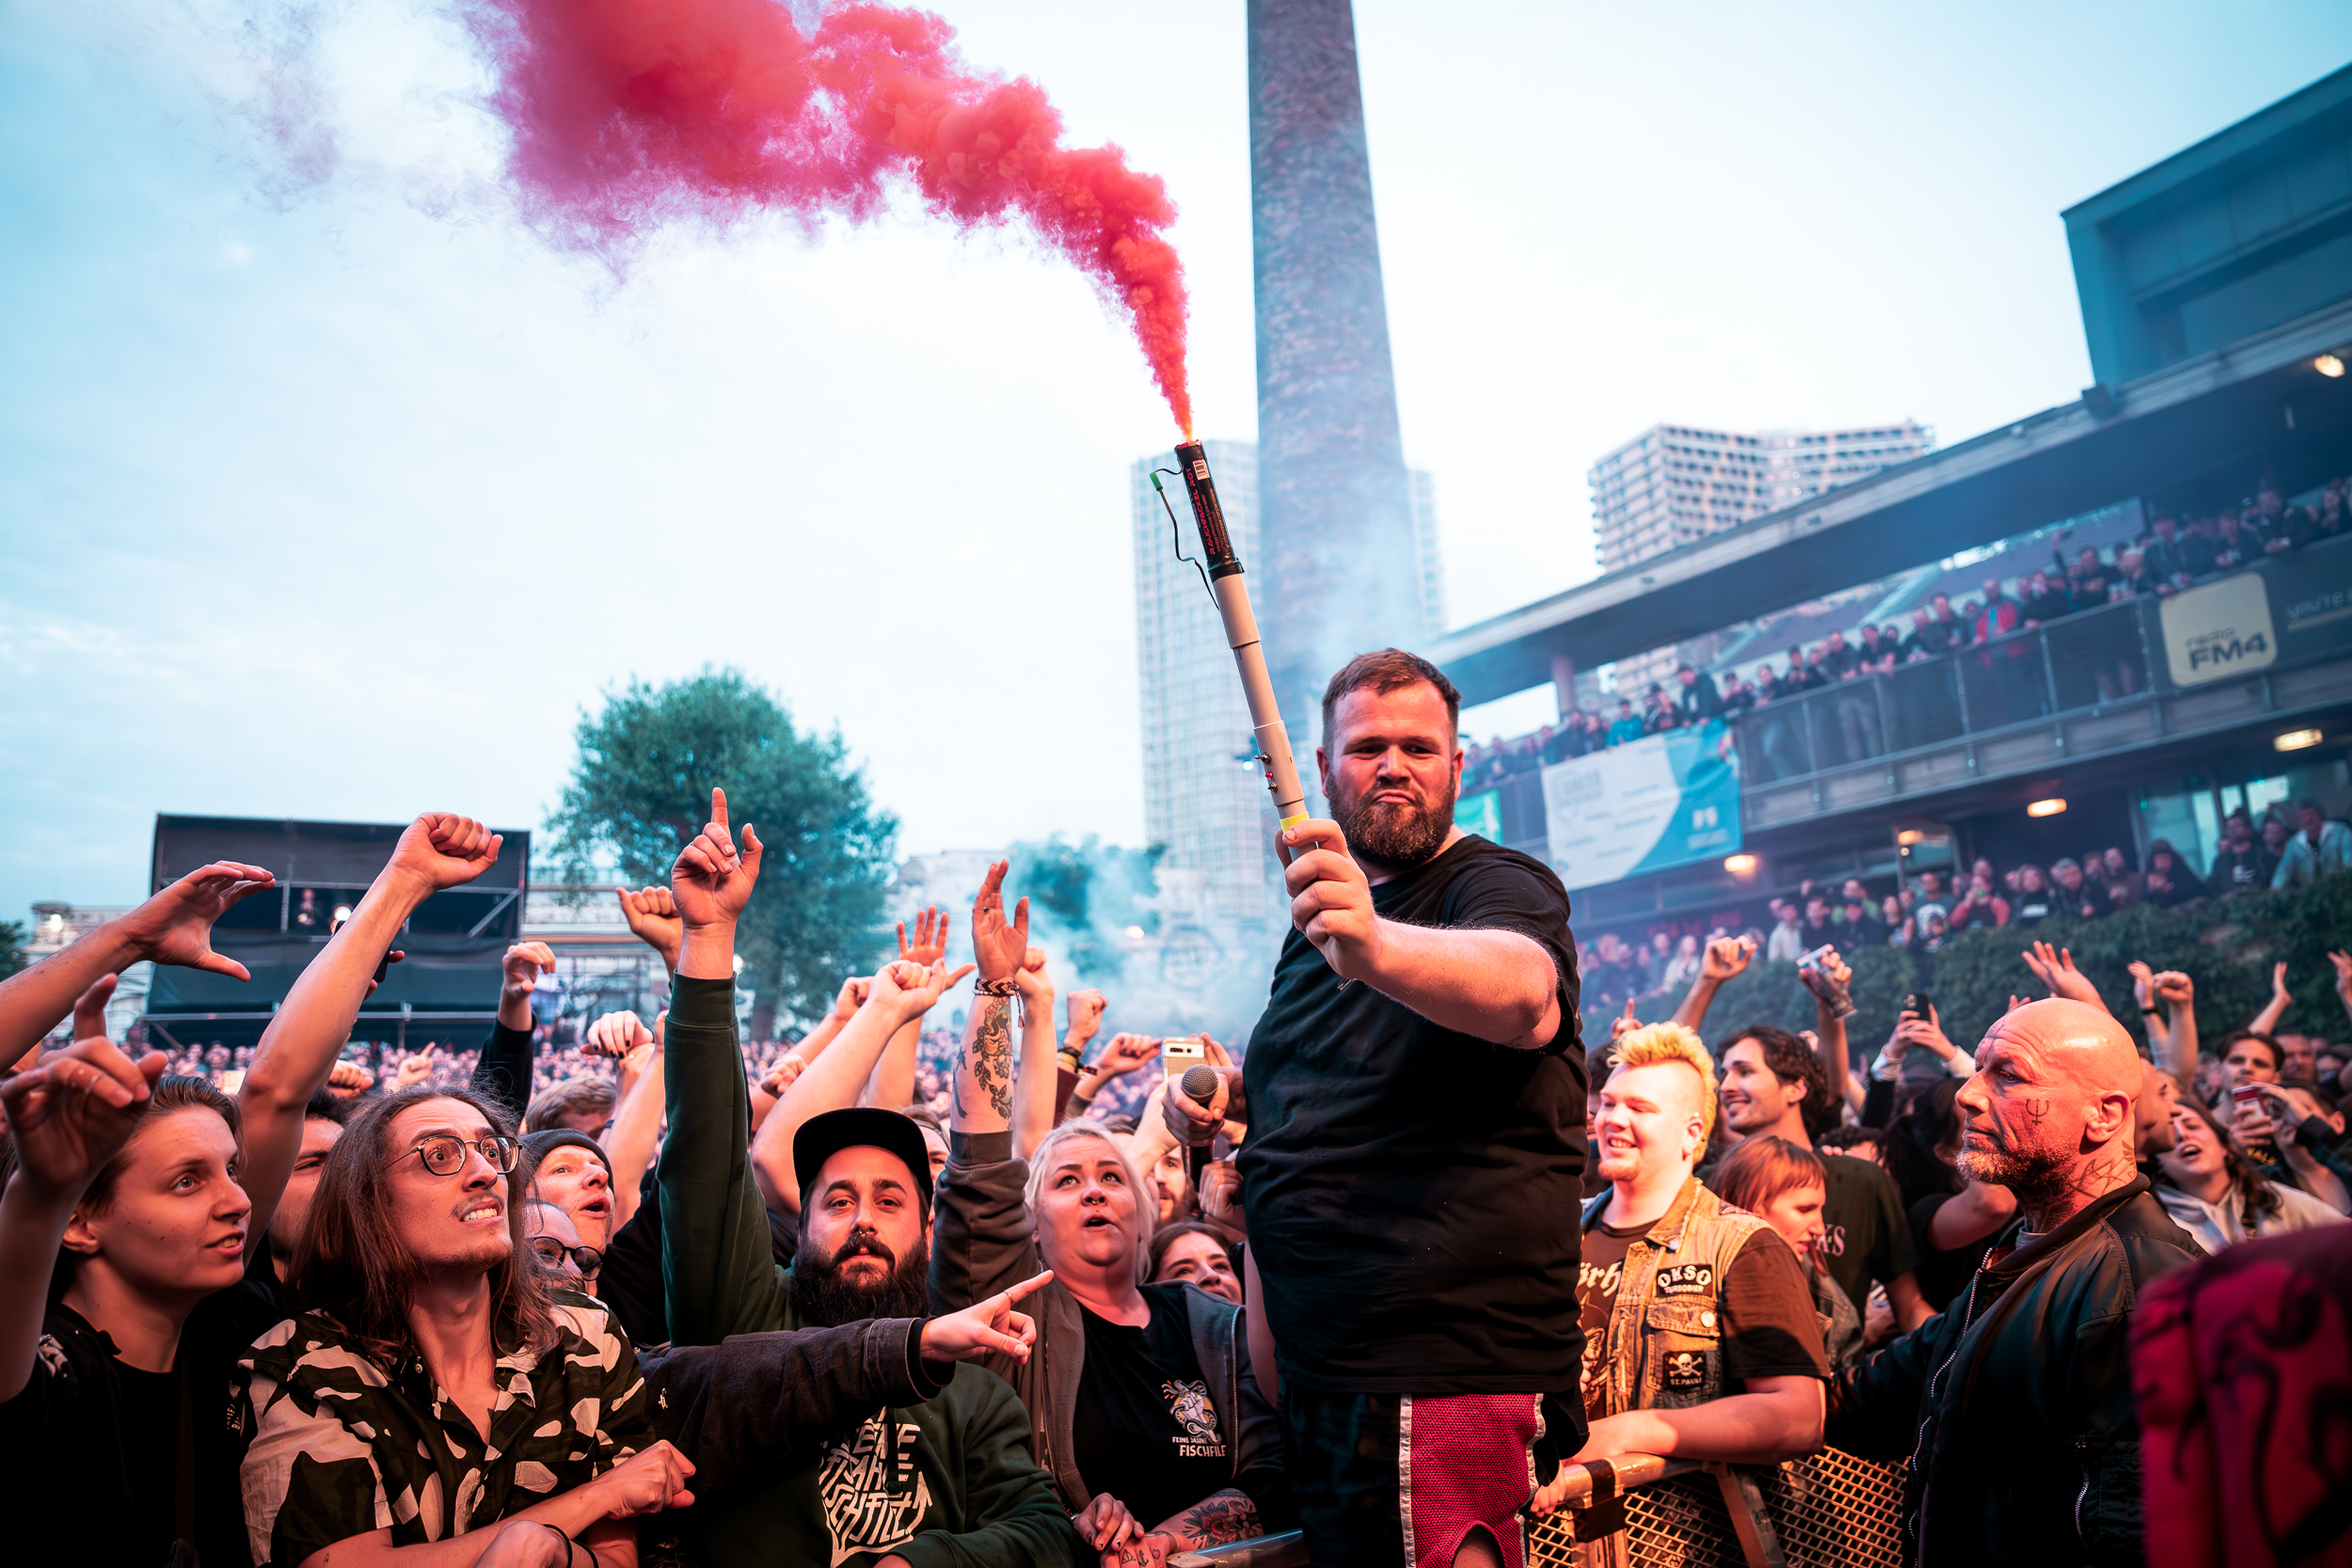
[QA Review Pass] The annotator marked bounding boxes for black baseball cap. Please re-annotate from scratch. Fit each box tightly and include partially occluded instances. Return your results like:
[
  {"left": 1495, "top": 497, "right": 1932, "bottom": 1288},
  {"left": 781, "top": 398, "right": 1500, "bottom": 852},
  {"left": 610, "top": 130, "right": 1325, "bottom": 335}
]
[{"left": 793, "top": 1107, "right": 934, "bottom": 1210}]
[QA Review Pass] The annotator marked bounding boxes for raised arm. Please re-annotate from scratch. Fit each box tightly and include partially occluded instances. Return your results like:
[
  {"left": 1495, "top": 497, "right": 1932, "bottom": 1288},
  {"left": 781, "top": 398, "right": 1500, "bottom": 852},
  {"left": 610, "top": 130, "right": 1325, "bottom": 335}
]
[
  {"left": 1010, "top": 948, "right": 1059, "bottom": 1159},
  {"left": 616, "top": 884, "right": 684, "bottom": 975},
  {"left": 2127, "top": 963, "right": 2170, "bottom": 1062},
  {"left": 586, "top": 1009, "right": 664, "bottom": 1231},
  {"left": 865, "top": 909, "right": 952, "bottom": 1110},
  {"left": 0, "top": 861, "right": 276, "bottom": 1070},
  {"left": 1673, "top": 935, "right": 1756, "bottom": 1032},
  {"left": 470, "top": 941, "right": 552, "bottom": 1116},
  {"left": 2153, "top": 970, "right": 2199, "bottom": 1085},
  {"left": 1804, "top": 947, "right": 1852, "bottom": 1114},
  {"left": 0, "top": 995, "right": 164, "bottom": 1402},
  {"left": 948, "top": 861, "right": 1028, "bottom": 1137},
  {"left": 1064, "top": 1032, "right": 1159, "bottom": 1126},
  {"left": 2248, "top": 961, "right": 2291, "bottom": 1038},
  {"left": 753, "top": 961, "right": 965, "bottom": 1213},
  {"left": 660, "top": 786, "right": 781, "bottom": 1345},
  {"left": 1280, "top": 820, "right": 1560, "bottom": 1049},
  {"left": 241, "top": 815, "right": 501, "bottom": 1258}
]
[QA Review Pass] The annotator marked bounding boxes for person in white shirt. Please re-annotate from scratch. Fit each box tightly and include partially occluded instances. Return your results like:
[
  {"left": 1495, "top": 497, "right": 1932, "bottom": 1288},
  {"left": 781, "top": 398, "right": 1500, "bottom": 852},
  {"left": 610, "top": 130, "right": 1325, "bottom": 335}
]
[{"left": 2153, "top": 1096, "right": 2344, "bottom": 1252}]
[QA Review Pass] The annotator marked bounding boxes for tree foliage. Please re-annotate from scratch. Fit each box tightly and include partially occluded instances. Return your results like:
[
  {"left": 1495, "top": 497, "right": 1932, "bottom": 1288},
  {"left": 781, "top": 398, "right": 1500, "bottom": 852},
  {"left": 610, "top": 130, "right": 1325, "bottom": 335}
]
[
  {"left": 0, "top": 920, "right": 25, "bottom": 981},
  {"left": 545, "top": 668, "right": 898, "bottom": 1029},
  {"left": 1006, "top": 834, "right": 1164, "bottom": 983},
  {"left": 1580, "top": 876, "right": 2352, "bottom": 1058}
]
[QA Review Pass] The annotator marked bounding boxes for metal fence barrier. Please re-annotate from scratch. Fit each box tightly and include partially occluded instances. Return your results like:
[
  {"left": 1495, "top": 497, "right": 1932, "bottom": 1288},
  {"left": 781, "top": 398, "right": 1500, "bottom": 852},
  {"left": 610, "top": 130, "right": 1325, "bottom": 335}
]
[{"left": 1168, "top": 1448, "right": 1908, "bottom": 1568}]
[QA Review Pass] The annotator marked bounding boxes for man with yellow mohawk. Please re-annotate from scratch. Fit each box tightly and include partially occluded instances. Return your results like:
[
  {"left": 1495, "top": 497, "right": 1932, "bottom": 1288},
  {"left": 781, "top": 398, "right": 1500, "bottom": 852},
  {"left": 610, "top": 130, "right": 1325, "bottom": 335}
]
[{"left": 1531, "top": 1022, "right": 1830, "bottom": 1550}]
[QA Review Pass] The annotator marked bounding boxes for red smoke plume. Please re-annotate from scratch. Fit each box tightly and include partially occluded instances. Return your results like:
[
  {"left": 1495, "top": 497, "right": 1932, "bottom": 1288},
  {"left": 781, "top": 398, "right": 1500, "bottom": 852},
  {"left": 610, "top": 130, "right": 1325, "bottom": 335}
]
[{"left": 461, "top": 0, "right": 1193, "bottom": 434}]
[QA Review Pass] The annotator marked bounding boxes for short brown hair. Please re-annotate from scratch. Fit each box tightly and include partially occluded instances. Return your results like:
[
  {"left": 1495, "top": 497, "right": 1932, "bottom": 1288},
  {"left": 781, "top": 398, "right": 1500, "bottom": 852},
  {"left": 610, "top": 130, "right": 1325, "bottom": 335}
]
[
  {"left": 1712, "top": 1134, "right": 1827, "bottom": 1213},
  {"left": 1321, "top": 649, "right": 1461, "bottom": 740},
  {"left": 524, "top": 1075, "right": 617, "bottom": 1133}
]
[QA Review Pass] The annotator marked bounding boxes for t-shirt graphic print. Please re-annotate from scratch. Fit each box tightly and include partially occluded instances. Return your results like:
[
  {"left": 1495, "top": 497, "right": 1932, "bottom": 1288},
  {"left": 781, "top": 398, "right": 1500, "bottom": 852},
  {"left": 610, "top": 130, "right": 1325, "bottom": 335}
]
[
  {"left": 819, "top": 1415, "right": 931, "bottom": 1566},
  {"left": 1164, "top": 1379, "right": 1226, "bottom": 1459}
]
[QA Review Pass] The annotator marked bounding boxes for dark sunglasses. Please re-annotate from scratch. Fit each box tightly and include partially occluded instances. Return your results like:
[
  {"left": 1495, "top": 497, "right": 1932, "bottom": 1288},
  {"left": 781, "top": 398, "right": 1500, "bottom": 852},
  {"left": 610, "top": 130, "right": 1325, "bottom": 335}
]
[
  {"left": 528, "top": 1237, "right": 603, "bottom": 1277},
  {"left": 396, "top": 1134, "right": 520, "bottom": 1177}
]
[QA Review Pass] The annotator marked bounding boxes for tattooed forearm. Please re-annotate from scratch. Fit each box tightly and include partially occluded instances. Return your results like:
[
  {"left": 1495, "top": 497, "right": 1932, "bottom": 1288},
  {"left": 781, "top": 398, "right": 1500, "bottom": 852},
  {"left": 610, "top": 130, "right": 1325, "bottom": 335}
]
[
  {"left": 1171, "top": 1490, "right": 1260, "bottom": 1549},
  {"left": 972, "top": 998, "right": 1014, "bottom": 1119}
]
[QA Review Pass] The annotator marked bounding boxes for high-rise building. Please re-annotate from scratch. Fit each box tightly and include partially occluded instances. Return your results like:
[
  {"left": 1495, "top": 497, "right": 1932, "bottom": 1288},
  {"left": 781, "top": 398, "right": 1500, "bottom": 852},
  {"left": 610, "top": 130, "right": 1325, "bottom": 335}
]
[
  {"left": 1587, "top": 421, "right": 1934, "bottom": 575},
  {"left": 1133, "top": 438, "right": 1442, "bottom": 920}
]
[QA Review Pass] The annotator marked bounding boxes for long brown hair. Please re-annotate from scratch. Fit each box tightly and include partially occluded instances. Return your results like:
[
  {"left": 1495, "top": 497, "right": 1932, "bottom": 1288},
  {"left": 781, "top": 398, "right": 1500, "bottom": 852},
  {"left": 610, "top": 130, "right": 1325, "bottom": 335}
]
[{"left": 287, "top": 1086, "right": 556, "bottom": 1368}]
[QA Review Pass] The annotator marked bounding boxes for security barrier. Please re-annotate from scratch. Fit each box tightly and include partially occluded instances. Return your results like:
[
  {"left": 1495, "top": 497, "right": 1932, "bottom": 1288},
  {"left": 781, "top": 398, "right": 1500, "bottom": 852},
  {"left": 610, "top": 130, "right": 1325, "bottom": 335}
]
[{"left": 1169, "top": 1448, "right": 1908, "bottom": 1568}]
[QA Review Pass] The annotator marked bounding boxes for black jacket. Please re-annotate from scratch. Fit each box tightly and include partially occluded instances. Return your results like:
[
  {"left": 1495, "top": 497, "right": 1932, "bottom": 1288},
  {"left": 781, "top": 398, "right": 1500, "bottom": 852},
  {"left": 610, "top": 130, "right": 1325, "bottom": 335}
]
[{"left": 1824, "top": 1178, "right": 2201, "bottom": 1568}]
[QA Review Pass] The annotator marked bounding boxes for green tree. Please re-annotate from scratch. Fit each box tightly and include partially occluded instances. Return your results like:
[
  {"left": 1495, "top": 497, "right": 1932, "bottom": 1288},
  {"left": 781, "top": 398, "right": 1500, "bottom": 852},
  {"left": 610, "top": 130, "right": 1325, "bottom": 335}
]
[
  {"left": 0, "top": 919, "right": 25, "bottom": 981},
  {"left": 545, "top": 668, "right": 898, "bottom": 1034}
]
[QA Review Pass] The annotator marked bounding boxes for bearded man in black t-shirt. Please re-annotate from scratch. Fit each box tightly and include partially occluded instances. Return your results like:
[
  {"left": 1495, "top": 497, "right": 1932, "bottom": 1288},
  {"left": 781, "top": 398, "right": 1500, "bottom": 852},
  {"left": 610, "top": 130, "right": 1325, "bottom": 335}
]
[{"left": 1169, "top": 649, "right": 1586, "bottom": 1568}]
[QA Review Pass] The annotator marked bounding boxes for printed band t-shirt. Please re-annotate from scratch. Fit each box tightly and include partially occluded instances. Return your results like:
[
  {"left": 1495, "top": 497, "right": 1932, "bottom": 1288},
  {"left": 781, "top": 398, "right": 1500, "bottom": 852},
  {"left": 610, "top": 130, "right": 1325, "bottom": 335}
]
[
  {"left": 1071, "top": 1285, "right": 1232, "bottom": 1529},
  {"left": 1236, "top": 834, "right": 1587, "bottom": 1396},
  {"left": 1574, "top": 1213, "right": 1831, "bottom": 1420},
  {"left": 1815, "top": 1152, "right": 1920, "bottom": 1313}
]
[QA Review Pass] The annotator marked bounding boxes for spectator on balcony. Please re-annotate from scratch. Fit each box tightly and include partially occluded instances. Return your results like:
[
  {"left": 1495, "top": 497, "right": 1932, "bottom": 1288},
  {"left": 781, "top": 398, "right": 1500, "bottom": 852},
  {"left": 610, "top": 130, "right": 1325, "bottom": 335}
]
[
  {"left": 2274, "top": 800, "right": 2352, "bottom": 888},
  {"left": 1643, "top": 684, "right": 1679, "bottom": 735},
  {"left": 1976, "top": 578, "right": 2023, "bottom": 642},
  {"left": 2020, "top": 570, "right": 2073, "bottom": 626},
  {"left": 1750, "top": 663, "right": 1782, "bottom": 705},
  {"left": 1895, "top": 610, "right": 1933, "bottom": 664},
  {"left": 1855, "top": 624, "right": 1892, "bottom": 674},
  {"left": 2112, "top": 546, "right": 2157, "bottom": 600},
  {"left": 1781, "top": 644, "right": 1820, "bottom": 693},
  {"left": 1838, "top": 892, "right": 1887, "bottom": 949},
  {"left": 2304, "top": 478, "right": 2348, "bottom": 546},
  {"left": 1720, "top": 673, "right": 1756, "bottom": 721},
  {"left": 1661, "top": 934, "right": 1705, "bottom": 993},
  {"left": 1797, "top": 895, "right": 1837, "bottom": 952},
  {"left": 2247, "top": 486, "right": 2298, "bottom": 556},
  {"left": 2141, "top": 841, "right": 2210, "bottom": 908},
  {"left": 1675, "top": 663, "right": 1723, "bottom": 724},
  {"left": 2141, "top": 515, "right": 2207, "bottom": 592},
  {"left": 1905, "top": 871, "right": 1950, "bottom": 928},
  {"left": 2207, "top": 812, "right": 2275, "bottom": 896},
  {"left": 1928, "top": 592, "right": 1970, "bottom": 652},
  {"left": 1606, "top": 698, "right": 1645, "bottom": 746},
  {"left": 2209, "top": 512, "right": 2259, "bottom": 572},
  {"left": 2010, "top": 865, "right": 2056, "bottom": 927},
  {"left": 1765, "top": 902, "right": 1806, "bottom": 966},
  {"left": 1949, "top": 874, "right": 2008, "bottom": 933},
  {"left": 2050, "top": 857, "right": 2109, "bottom": 921},
  {"left": 1814, "top": 631, "right": 1856, "bottom": 683},
  {"left": 2062, "top": 546, "right": 2115, "bottom": 609}
]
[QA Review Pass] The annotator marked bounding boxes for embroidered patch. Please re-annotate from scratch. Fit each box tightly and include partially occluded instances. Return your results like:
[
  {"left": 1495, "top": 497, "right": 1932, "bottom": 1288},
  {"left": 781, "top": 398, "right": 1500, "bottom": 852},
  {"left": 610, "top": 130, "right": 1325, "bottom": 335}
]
[
  {"left": 1655, "top": 1263, "right": 1714, "bottom": 1297},
  {"left": 1661, "top": 1351, "right": 1707, "bottom": 1390}
]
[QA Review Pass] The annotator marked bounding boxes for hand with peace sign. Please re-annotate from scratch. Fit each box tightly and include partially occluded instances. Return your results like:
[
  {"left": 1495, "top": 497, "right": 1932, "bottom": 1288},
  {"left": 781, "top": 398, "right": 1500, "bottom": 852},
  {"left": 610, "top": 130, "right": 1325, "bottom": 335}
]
[{"left": 919, "top": 1270, "right": 1053, "bottom": 1364}]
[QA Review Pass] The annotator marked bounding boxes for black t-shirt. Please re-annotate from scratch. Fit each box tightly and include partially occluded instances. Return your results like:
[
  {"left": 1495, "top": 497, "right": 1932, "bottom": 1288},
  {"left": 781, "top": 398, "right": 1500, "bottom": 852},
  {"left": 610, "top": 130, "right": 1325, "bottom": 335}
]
[
  {"left": 1072, "top": 1285, "right": 1242, "bottom": 1530},
  {"left": 1814, "top": 1154, "right": 1919, "bottom": 1314},
  {"left": 2207, "top": 846, "right": 2273, "bottom": 895},
  {"left": 0, "top": 1283, "right": 284, "bottom": 1567},
  {"left": 1236, "top": 834, "right": 1586, "bottom": 1395},
  {"left": 1575, "top": 1213, "right": 1828, "bottom": 1419},
  {"left": 1906, "top": 1192, "right": 1994, "bottom": 1311}
]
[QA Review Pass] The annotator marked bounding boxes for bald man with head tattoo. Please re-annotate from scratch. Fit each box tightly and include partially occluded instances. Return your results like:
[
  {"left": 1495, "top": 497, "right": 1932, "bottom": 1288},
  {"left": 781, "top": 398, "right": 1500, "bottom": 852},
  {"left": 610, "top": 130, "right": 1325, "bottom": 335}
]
[{"left": 1825, "top": 1000, "right": 2202, "bottom": 1568}]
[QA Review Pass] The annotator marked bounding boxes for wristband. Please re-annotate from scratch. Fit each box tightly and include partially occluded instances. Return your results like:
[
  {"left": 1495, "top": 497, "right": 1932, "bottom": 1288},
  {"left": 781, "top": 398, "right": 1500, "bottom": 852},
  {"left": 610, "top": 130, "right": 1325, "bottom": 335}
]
[
  {"left": 2141, "top": 1006, "right": 2162, "bottom": 1017},
  {"left": 974, "top": 978, "right": 1020, "bottom": 998}
]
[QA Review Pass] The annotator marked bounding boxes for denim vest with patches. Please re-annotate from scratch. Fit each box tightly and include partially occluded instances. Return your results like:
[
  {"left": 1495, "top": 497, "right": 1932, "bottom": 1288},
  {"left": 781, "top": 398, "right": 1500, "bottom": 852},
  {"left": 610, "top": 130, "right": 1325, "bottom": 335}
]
[{"left": 1581, "top": 1174, "right": 1775, "bottom": 1418}]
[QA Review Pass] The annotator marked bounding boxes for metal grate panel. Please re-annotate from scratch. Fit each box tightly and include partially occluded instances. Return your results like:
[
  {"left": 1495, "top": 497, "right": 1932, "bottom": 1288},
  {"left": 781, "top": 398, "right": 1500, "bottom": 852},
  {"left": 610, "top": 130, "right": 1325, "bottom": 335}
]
[{"left": 1525, "top": 1449, "right": 1909, "bottom": 1568}]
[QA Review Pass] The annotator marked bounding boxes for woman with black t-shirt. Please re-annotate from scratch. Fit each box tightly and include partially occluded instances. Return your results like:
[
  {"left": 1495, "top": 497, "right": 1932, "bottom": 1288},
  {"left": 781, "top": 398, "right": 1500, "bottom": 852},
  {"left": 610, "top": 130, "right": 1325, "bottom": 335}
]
[{"left": 0, "top": 816, "right": 507, "bottom": 1568}]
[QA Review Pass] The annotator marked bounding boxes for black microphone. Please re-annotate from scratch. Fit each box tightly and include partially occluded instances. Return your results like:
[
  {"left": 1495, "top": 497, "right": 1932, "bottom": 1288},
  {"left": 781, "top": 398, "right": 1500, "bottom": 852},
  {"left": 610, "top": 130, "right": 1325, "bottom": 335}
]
[{"left": 1181, "top": 1064, "right": 1221, "bottom": 1189}]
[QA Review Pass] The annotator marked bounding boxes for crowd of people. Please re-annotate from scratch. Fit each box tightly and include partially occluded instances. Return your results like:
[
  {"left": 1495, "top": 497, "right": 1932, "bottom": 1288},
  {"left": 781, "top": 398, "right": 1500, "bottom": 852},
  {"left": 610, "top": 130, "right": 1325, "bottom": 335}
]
[
  {"left": 1466, "top": 474, "right": 2352, "bottom": 787},
  {"left": 1579, "top": 799, "right": 2352, "bottom": 1012},
  {"left": 4, "top": 655, "right": 2349, "bottom": 1568}
]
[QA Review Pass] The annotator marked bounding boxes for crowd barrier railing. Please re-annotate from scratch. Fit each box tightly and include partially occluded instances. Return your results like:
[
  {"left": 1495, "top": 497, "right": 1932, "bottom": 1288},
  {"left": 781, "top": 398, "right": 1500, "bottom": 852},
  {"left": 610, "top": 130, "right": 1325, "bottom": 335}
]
[{"left": 1168, "top": 1447, "right": 1908, "bottom": 1568}]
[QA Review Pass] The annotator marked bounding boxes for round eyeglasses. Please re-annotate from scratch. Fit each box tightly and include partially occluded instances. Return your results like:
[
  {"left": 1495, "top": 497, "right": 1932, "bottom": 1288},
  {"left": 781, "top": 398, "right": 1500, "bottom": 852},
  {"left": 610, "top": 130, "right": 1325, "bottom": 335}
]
[
  {"left": 528, "top": 1237, "right": 604, "bottom": 1277},
  {"left": 397, "top": 1134, "right": 520, "bottom": 1177}
]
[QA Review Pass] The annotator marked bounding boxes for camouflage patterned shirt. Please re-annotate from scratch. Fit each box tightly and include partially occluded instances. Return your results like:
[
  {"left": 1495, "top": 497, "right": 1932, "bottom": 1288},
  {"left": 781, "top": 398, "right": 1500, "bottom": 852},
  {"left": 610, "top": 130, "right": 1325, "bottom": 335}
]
[{"left": 239, "top": 1291, "right": 652, "bottom": 1567}]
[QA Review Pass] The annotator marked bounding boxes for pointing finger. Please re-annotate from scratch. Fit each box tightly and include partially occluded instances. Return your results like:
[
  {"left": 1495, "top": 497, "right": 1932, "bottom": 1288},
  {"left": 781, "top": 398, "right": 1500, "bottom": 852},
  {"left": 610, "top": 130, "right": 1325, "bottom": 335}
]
[
  {"left": 710, "top": 786, "right": 729, "bottom": 832},
  {"left": 1001, "top": 1269, "right": 1055, "bottom": 1305}
]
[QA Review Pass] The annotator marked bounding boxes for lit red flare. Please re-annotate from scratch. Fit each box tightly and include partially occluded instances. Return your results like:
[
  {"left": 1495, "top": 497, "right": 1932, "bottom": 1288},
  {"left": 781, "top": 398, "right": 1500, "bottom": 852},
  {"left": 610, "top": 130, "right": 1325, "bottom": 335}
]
[{"left": 461, "top": 0, "right": 1194, "bottom": 432}]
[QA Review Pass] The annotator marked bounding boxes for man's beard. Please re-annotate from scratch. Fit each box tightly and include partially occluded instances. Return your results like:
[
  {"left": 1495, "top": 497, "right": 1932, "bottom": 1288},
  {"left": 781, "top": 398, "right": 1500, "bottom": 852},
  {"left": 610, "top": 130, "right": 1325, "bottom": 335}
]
[
  {"left": 1956, "top": 1137, "right": 2071, "bottom": 1202},
  {"left": 790, "top": 1227, "right": 931, "bottom": 1326},
  {"left": 1331, "top": 772, "right": 1456, "bottom": 868}
]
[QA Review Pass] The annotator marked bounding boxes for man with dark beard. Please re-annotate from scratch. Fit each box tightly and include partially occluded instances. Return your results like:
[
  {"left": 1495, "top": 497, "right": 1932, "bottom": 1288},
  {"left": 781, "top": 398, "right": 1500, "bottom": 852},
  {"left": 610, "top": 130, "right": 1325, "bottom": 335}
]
[
  {"left": 1171, "top": 649, "right": 1584, "bottom": 1568},
  {"left": 1824, "top": 1000, "right": 2201, "bottom": 1566},
  {"left": 656, "top": 786, "right": 1082, "bottom": 1568}
]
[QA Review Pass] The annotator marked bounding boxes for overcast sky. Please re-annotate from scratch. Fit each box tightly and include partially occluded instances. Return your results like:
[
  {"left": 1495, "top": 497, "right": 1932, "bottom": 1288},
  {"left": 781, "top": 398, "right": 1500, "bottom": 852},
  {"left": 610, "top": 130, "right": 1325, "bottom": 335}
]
[{"left": 5, "top": 1, "right": 2349, "bottom": 920}]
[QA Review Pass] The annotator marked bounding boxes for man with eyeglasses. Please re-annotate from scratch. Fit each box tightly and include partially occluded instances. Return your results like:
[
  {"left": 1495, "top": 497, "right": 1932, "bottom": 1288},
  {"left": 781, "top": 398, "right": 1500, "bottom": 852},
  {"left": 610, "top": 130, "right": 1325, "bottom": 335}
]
[{"left": 528, "top": 1198, "right": 604, "bottom": 1285}]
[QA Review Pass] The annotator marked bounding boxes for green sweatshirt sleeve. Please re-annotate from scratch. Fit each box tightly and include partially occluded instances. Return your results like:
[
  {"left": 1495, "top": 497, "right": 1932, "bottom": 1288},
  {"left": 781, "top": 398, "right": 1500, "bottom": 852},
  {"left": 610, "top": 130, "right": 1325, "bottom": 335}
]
[
  {"left": 660, "top": 974, "right": 790, "bottom": 1343},
  {"left": 891, "top": 1370, "right": 1084, "bottom": 1568}
]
